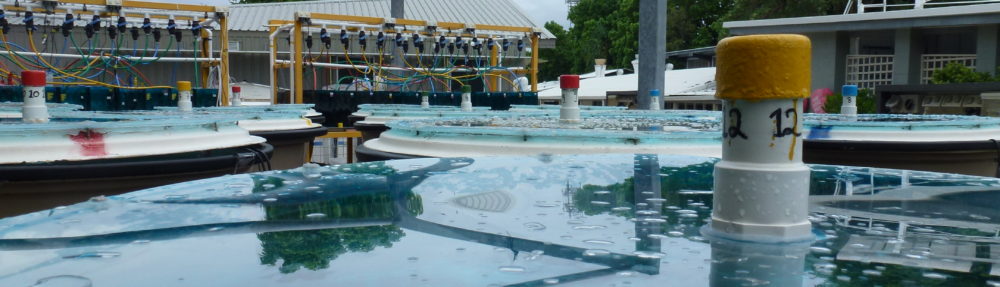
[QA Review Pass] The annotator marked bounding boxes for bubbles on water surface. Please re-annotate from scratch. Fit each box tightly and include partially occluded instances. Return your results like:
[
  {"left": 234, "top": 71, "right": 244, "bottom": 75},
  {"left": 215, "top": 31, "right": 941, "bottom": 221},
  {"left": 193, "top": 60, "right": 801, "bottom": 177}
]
[
  {"left": 583, "top": 249, "right": 611, "bottom": 257},
  {"left": 305, "top": 213, "right": 327, "bottom": 219},
  {"left": 30, "top": 275, "right": 92, "bottom": 287},
  {"left": 523, "top": 222, "right": 547, "bottom": 231},
  {"left": 498, "top": 266, "right": 526, "bottom": 272},
  {"left": 583, "top": 239, "right": 614, "bottom": 245},
  {"left": 63, "top": 251, "right": 121, "bottom": 259}
]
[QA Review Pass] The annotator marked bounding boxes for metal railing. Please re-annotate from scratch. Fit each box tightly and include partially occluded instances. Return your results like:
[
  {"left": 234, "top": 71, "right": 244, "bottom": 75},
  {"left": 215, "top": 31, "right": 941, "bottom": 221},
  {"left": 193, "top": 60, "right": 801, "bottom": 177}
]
[
  {"left": 846, "top": 0, "right": 1000, "bottom": 14},
  {"left": 921, "top": 54, "right": 977, "bottom": 83},
  {"left": 846, "top": 55, "right": 895, "bottom": 90}
]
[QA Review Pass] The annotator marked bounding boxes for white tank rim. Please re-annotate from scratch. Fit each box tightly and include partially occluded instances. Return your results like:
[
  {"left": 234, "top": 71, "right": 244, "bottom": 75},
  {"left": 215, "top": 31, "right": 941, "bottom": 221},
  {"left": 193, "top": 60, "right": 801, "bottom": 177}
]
[
  {"left": 0, "top": 124, "right": 265, "bottom": 164},
  {"left": 364, "top": 131, "right": 722, "bottom": 158},
  {"left": 238, "top": 118, "right": 321, "bottom": 132},
  {"left": 803, "top": 114, "right": 1000, "bottom": 142}
]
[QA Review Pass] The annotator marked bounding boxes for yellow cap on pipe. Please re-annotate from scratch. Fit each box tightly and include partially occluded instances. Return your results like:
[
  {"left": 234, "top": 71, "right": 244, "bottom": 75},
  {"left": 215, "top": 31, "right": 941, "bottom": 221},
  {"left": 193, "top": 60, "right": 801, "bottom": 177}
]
[
  {"left": 177, "top": 81, "right": 192, "bottom": 92},
  {"left": 715, "top": 34, "right": 811, "bottom": 101}
]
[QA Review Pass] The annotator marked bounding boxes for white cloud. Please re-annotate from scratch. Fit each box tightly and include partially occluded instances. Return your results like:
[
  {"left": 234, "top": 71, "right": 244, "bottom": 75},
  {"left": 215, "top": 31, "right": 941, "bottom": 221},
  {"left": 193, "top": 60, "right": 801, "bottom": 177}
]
[{"left": 511, "top": 0, "right": 571, "bottom": 28}]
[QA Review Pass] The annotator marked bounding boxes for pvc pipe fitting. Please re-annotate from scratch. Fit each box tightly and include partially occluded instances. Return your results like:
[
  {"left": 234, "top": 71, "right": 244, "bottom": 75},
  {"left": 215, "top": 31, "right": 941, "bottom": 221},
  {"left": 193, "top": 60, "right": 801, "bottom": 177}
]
[
  {"left": 460, "top": 85, "right": 473, "bottom": 112},
  {"left": 709, "top": 34, "right": 813, "bottom": 242},
  {"left": 559, "top": 74, "right": 580, "bottom": 124},
  {"left": 177, "top": 81, "right": 193, "bottom": 112},
  {"left": 420, "top": 92, "right": 430, "bottom": 109},
  {"left": 650, "top": 89, "right": 662, "bottom": 111},
  {"left": 231, "top": 86, "right": 242, "bottom": 106},
  {"left": 841, "top": 84, "right": 858, "bottom": 119},
  {"left": 21, "top": 70, "right": 49, "bottom": 123}
]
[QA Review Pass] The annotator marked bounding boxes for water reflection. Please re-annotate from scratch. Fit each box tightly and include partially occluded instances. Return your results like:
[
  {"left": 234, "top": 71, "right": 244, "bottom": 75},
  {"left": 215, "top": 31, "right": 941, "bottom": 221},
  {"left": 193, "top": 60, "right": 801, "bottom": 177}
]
[
  {"left": 707, "top": 236, "right": 810, "bottom": 286},
  {"left": 254, "top": 161, "right": 435, "bottom": 274},
  {"left": 4, "top": 155, "right": 1000, "bottom": 286},
  {"left": 256, "top": 191, "right": 411, "bottom": 273}
]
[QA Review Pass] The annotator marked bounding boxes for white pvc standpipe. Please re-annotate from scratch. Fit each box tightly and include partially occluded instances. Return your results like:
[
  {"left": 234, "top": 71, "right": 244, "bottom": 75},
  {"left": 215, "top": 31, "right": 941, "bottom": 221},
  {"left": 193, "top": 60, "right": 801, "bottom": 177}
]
[
  {"left": 650, "top": 89, "right": 662, "bottom": 111},
  {"left": 559, "top": 75, "right": 580, "bottom": 124},
  {"left": 421, "top": 94, "right": 430, "bottom": 109},
  {"left": 713, "top": 99, "right": 811, "bottom": 239},
  {"left": 178, "top": 81, "right": 193, "bottom": 112},
  {"left": 231, "top": 86, "right": 242, "bottom": 106},
  {"left": 841, "top": 85, "right": 858, "bottom": 119},
  {"left": 269, "top": 24, "right": 295, "bottom": 103},
  {"left": 709, "top": 34, "right": 813, "bottom": 242},
  {"left": 460, "top": 86, "right": 473, "bottom": 112},
  {"left": 21, "top": 70, "right": 49, "bottom": 123}
]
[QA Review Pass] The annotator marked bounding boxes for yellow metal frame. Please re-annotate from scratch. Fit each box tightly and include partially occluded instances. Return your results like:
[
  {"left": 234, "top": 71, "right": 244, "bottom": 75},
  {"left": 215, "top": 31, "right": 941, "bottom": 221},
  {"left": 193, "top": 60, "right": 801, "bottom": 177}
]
[
  {"left": 268, "top": 19, "right": 294, "bottom": 104},
  {"left": 314, "top": 129, "right": 362, "bottom": 163},
  {"left": 5, "top": 0, "right": 231, "bottom": 104},
  {"left": 279, "top": 12, "right": 541, "bottom": 103}
]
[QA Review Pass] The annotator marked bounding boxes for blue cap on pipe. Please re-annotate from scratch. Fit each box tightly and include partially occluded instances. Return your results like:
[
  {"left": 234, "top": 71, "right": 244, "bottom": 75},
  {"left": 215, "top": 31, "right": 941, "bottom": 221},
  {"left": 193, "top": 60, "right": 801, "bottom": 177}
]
[
  {"left": 650, "top": 89, "right": 661, "bottom": 97},
  {"left": 842, "top": 85, "right": 858, "bottom": 97}
]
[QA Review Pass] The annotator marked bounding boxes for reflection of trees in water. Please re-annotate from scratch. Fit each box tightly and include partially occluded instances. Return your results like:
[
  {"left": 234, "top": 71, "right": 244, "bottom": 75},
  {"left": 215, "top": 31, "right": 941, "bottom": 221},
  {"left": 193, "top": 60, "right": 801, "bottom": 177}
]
[
  {"left": 571, "top": 161, "right": 715, "bottom": 219},
  {"left": 259, "top": 225, "right": 405, "bottom": 274},
  {"left": 256, "top": 161, "right": 423, "bottom": 274},
  {"left": 335, "top": 161, "right": 398, "bottom": 176},
  {"left": 818, "top": 259, "right": 993, "bottom": 286}
]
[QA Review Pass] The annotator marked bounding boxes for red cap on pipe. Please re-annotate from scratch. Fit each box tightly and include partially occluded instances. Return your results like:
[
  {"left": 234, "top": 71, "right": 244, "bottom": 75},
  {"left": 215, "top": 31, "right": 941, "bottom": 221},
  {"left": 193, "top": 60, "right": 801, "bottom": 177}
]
[
  {"left": 559, "top": 75, "right": 579, "bottom": 89},
  {"left": 232, "top": 86, "right": 241, "bottom": 93},
  {"left": 21, "top": 70, "right": 46, "bottom": 87}
]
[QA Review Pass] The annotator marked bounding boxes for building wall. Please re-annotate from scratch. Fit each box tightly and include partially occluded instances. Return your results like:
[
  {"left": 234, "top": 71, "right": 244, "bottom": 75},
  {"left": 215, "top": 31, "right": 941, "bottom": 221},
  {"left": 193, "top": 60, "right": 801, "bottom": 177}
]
[
  {"left": 805, "top": 32, "right": 849, "bottom": 93},
  {"left": 893, "top": 28, "right": 924, "bottom": 85},
  {"left": 977, "top": 24, "right": 1000, "bottom": 74}
]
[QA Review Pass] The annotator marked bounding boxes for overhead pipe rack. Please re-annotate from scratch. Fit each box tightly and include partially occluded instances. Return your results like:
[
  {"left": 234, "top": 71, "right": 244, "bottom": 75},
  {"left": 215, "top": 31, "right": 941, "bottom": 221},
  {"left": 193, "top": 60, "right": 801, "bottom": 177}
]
[
  {"left": 272, "top": 12, "right": 542, "bottom": 104},
  {"left": 0, "top": 0, "right": 233, "bottom": 104}
]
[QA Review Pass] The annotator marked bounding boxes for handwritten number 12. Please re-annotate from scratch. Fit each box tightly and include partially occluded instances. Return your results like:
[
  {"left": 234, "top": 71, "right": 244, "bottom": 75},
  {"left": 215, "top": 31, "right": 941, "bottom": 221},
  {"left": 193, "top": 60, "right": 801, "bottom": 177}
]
[{"left": 769, "top": 108, "right": 801, "bottom": 138}]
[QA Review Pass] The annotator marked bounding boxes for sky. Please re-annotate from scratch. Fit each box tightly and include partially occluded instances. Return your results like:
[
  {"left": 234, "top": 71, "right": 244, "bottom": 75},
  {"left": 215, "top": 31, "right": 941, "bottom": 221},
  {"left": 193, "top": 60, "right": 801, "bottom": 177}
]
[
  {"left": 169, "top": 0, "right": 572, "bottom": 28},
  {"left": 511, "top": 0, "right": 572, "bottom": 28}
]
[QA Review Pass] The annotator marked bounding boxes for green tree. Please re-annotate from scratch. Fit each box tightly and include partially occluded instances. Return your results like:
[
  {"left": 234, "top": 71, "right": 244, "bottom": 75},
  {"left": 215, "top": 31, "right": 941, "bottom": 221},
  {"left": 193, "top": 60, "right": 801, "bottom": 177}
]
[
  {"left": 721, "top": 0, "right": 843, "bottom": 22},
  {"left": 538, "top": 21, "right": 576, "bottom": 81},
  {"left": 609, "top": 0, "right": 639, "bottom": 70},
  {"left": 930, "top": 62, "right": 999, "bottom": 84},
  {"left": 823, "top": 88, "right": 878, "bottom": 114}
]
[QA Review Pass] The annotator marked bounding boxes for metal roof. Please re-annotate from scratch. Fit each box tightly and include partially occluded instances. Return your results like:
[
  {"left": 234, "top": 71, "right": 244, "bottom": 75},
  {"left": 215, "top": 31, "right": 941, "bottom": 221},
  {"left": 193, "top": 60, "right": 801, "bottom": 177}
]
[
  {"left": 228, "top": 0, "right": 554, "bottom": 38},
  {"left": 725, "top": 3, "right": 1000, "bottom": 34},
  {"left": 665, "top": 46, "right": 716, "bottom": 58}
]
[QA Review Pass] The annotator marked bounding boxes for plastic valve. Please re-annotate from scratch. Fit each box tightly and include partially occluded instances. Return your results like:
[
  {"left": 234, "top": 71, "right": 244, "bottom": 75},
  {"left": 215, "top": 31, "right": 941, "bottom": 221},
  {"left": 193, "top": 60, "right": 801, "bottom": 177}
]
[
  {"left": 117, "top": 16, "right": 127, "bottom": 34},
  {"left": 0, "top": 11, "right": 9, "bottom": 35},
  {"left": 152, "top": 27, "right": 161, "bottom": 42},
  {"left": 190, "top": 20, "right": 201, "bottom": 36},
  {"left": 61, "top": 13, "right": 73, "bottom": 37},
  {"left": 358, "top": 31, "right": 367, "bottom": 49},
  {"left": 142, "top": 18, "right": 151, "bottom": 34},
  {"left": 23, "top": 11, "right": 35, "bottom": 32},
  {"left": 167, "top": 19, "right": 177, "bottom": 35},
  {"left": 130, "top": 26, "right": 139, "bottom": 40},
  {"left": 319, "top": 28, "right": 331, "bottom": 48}
]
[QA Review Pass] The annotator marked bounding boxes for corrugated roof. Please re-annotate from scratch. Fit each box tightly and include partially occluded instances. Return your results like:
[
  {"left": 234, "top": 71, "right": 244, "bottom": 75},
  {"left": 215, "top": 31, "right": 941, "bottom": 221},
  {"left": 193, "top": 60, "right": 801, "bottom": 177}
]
[{"left": 228, "top": 0, "right": 554, "bottom": 38}]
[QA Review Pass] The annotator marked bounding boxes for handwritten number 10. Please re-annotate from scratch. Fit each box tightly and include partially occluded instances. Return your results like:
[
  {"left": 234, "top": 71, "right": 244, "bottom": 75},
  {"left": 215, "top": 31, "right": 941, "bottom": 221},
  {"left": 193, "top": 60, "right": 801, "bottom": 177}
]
[
  {"left": 769, "top": 108, "right": 801, "bottom": 138},
  {"left": 27, "top": 90, "right": 40, "bottom": 98}
]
